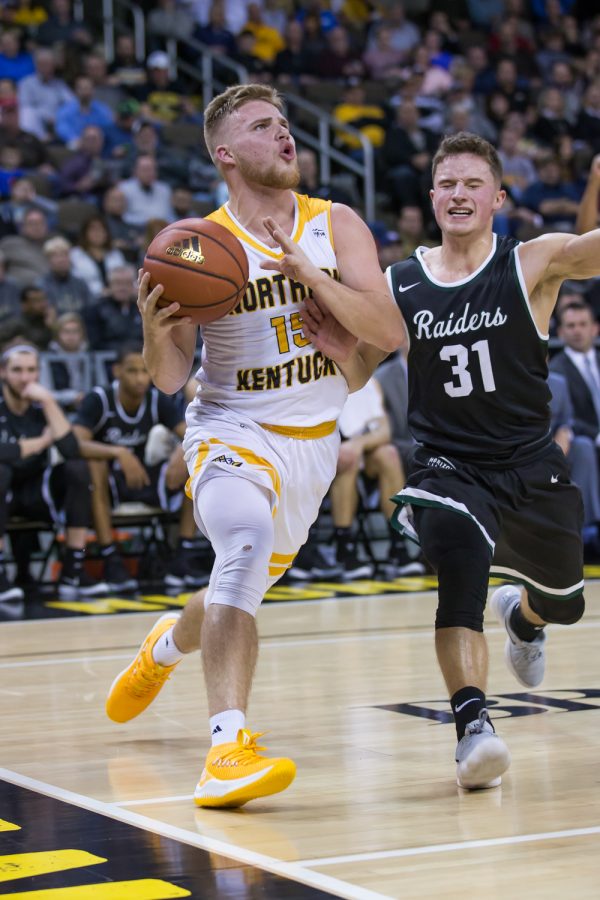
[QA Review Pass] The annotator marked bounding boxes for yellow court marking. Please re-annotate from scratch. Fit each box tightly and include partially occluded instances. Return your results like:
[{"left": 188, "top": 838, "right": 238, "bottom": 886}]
[
  {"left": 140, "top": 594, "right": 193, "bottom": 607},
  {"left": 0, "top": 850, "right": 105, "bottom": 882},
  {"left": 45, "top": 599, "right": 168, "bottom": 615},
  {"left": 0, "top": 879, "right": 191, "bottom": 899},
  {"left": 0, "top": 820, "right": 20, "bottom": 832},
  {"left": 265, "top": 585, "right": 336, "bottom": 600}
]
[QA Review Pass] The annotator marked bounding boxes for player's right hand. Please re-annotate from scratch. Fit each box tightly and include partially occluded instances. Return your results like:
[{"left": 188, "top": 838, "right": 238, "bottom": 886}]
[
  {"left": 117, "top": 447, "right": 151, "bottom": 489},
  {"left": 137, "top": 270, "right": 192, "bottom": 334},
  {"left": 301, "top": 296, "right": 358, "bottom": 362}
]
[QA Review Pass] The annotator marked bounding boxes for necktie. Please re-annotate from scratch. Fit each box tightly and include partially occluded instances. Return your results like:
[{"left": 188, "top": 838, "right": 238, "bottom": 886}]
[{"left": 583, "top": 355, "right": 600, "bottom": 426}]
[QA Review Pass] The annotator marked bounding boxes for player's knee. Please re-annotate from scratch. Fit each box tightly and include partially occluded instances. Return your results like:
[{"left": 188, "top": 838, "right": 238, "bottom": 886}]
[
  {"left": 435, "top": 547, "right": 489, "bottom": 631},
  {"left": 337, "top": 443, "right": 362, "bottom": 474},
  {"left": 206, "top": 521, "right": 273, "bottom": 617},
  {"left": 64, "top": 458, "right": 90, "bottom": 487},
  {"left": 528, "top": 589, "right": 585, "bottom": 625}
]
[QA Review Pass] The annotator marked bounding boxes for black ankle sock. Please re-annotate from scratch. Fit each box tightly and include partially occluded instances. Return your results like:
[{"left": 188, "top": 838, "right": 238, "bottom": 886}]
[
  {"left": 509, "top": 603, "right": 545, "bottom": 642},
  {"left": 451, "top": 686, "right": 488, "bottom": 741},
  {"left": 100, "top": 543, "right": 117, "bottom": 559},
  {"left": 63, "top": 547, "right": 85, "bottom": 578}
]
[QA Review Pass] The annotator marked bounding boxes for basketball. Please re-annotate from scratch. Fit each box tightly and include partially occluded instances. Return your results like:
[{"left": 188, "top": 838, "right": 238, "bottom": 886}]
[{"left": 143, "top": 218, "right": 248, "bottom": 325}]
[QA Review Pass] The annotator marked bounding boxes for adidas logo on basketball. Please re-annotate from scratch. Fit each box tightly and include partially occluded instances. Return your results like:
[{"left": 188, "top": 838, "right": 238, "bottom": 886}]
[{"left": 166, "top": 236, "right": 205, "bottom": 265}]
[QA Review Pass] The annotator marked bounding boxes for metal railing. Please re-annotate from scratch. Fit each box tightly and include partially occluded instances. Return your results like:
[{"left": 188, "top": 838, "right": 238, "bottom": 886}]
[{"left": 101, "top": 0, "right": 377, "bottom": 219}]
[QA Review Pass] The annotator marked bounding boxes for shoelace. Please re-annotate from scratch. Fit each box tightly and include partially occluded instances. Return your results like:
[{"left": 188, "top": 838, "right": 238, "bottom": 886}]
[
  {"left": 216, "top": 730, "right": 268, "bottom": 764},
  {"left": 126, "top": 661, "right": 168, "bottom": 698},
  {"left": 465, "top": 709, "right": 493, "bottom": 736}
]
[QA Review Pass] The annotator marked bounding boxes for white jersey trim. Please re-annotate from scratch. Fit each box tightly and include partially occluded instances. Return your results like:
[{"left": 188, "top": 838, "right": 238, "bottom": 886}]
[{"left": 415, "top": 234, "right": 498, "bottom": 288}]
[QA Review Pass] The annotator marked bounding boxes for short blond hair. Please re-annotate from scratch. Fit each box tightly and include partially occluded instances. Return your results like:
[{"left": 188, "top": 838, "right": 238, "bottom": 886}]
[
  {"left": 203, "top": 83, "right": 283, "bottom": 164},
  {"left": 43, "top": 236, "right": 71, "bottom": 255}
]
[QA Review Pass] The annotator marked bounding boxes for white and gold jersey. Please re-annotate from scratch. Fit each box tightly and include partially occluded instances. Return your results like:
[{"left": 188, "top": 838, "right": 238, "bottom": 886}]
[{"left": 189, "top": 193, "right": 348, "bottom": 432}]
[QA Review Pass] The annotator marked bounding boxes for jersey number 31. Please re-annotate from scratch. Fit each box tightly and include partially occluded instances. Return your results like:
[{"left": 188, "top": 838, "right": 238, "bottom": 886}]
[{"left": 440, "top": 339, "right": 496, "bottom": 397}]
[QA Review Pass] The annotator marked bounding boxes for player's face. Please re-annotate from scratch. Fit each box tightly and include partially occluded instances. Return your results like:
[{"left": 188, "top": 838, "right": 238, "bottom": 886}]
[
  {"left": 559, "top": 309, "right": 599, "bottom": 353},
  {"left": 430, "top": 154, "right": 505, "bottom": 236},
  {"left": 219, "top": 100, "right": 300, "bottom": 190},
  {"left": 115, "top": 353, "right": 151, "bottom": 399},
  {"left": 1, "top": 352, "right": 39, "bottom": 400}
]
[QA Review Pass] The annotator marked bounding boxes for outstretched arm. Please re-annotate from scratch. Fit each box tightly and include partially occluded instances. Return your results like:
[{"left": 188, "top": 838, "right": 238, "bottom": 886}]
[
  {"left": 261, "top": 205, "right": 405, "bottom": 352},
  {"left": 575, "top": 154, "right": 600, "bottom": 235}
]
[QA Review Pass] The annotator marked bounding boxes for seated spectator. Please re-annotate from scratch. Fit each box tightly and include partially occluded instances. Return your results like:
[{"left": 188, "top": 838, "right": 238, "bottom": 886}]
[
  {"left": 231, "top": 30, "right": 274, "bottom": 83},
  {"left": 547, "top": 367, "right": 600, "bottom": 559},
  {"left": 0, "top": 95, "right": 47, "bottom": 168},
  {"left": 192, "top": 0, "right": 236, "bottom": 56},
  {"left": 489, "top": 58, "right": 531, "bottom": 115},
  {"left": 82, "top": 51, "right": 126, "bottom": 115},
  {"left": 0, "top": 29, "right": 34, "bottom": 83},
  {"left": 380, "top": 101, "right": 437, "bottom": 211},
  {"left": 242, "top": 2, "right": 285, "bottom": 67},
  {"left": 273, "top": 19, "right": 316, "bottom": 88},
  {"left": 7, "top": 0, "right": 48, "bottom": 31},
  {"left": 57, "top": 124, "right": 118, "bottom": 201},
  {"left": 531, "top": 86, "right": 573, "bottom": 149},
  {"left": 107, "top": 34, "right": 147, "bottom": 92},
  {"left": 41, "top": 235, "right": 95, "bottom": 318},
  {"left": 362, "top": 24, "right": 405, "bottom": 82},
  {"left": 0, "top": 206, "right": 50, "bottom": 287},
  {"left": 550, "top": 301, "right": 600, "bottom": 447},
  {"left": 17, "top": 46, "right": 73, "bottom": 141},
  {"left": 101, "top": 185, "right": 141, "bottom": 261},
  {"left": 85, "top": 264, "right": 143, "bottom": 351},
  {"left": 0, "top": 175, "right": 57, "bottom": 238},
  {"left": 70, "top": 215, "right": 126, "bottom": 299},
  {"left": 312, "top": 25, "right": 365, "bottom": 81},
  {"left": 296, "top": 147, "right": 356, "bottom": 206},
  {"left": 575, "top": 81, "right": 600, "bottom": 157},
  {"left": 332, "top": 80, "right": 386, "bottom": 161},
  {"left": 132, "top": 51, "right": 194, "bottom": 126},
  {"left": 36, "top": 0, "right": 93, "bottom": 50},
  {"left": 73, "top": 343, "right": 206, "bottom": 592},
  {"left": 147, "top": 0, "right": 194, "bottom": 48},
  {"left": 16, "top": 283, "right": 55, "bottom": 349},
  {"left": 40, "top": 311, "right": 89, "bottom": 413},
  {"left": 519, "top": 154, "right": 582, "bottom": 232},
  {"left": 54, "top": 74, "right": 114, "bottom": 148},
  {"left": 497, "top": 125, "right": 537, "bottom": 202},
  {"left": 0, "top": 249, "right": 20, "bottom": 327},
  {"left": 387, "top": 205, "right": 435, "bottom": 260},
  {"left": 0, "top": 145, "right": 25, "bottom": 199},
  {"left": 0, "top": 343, "right": 106, "bottom": 600},
  {"left": 366, "top": 3, "right": 420, "bottom": 57},
  {"left": 118, "top": 154, "right": 175, "bottom": 228}
]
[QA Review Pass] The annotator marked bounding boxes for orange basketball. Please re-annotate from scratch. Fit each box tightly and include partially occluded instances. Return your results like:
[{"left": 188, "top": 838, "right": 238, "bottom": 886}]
[{"left": 143, "top": 218, "right": 248, "bottom": 325}]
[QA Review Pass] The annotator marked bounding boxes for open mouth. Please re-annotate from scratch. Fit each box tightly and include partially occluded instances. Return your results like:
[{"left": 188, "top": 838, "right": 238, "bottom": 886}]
[
  {"left": 280, "top": 141, "right": 295, "bottom": 161},
  {"left": 448, "top": 208, "right": 472, "bottom": 217}
]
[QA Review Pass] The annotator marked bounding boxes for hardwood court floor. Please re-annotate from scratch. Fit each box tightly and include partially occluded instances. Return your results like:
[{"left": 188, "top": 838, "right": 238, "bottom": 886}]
[{"left": 1, "top": 580, "right": 599, "bottom": 899}]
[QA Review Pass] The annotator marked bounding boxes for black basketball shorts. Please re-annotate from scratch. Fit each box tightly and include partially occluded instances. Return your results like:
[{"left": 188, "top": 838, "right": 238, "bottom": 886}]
[{"left": 391, "top": 442, "right": 584, "bottom": 600}]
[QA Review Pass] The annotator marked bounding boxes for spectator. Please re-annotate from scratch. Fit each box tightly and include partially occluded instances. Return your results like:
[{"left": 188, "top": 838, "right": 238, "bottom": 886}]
[
  {"left": 550, "top": 301, "right": 600, "bottom": 448},
  {"left": 57, "top": 124, "right": 117, "bottom": 201},
  {"left": 575, "top": 81, "right": 600, "bottom": 157},
  {"left": 85, "top": 264, "right": 143, "bottom": 351},
  {"left": 296, "top": 147, "right": 356, "bottom": 206},
  {"left": 17, "top": 283, "right": 55, "bottom": 349},
  {"left": 82, "top": 52, "right": 125, "bottom": 115},
  {"left": 0, "top": 176, "right": 57, "bottom": 239},
  {"left": 519, "top": 154, "right": 582, "bottom": 231},
  {"left": 389, "top": 205, "right": 435, "bottom": 259},
  {"left": 118, "top": 154, "right": 175, "bottom": 228},
  {"left": 0, "top": 96, "right": 47, "bottom": 168},
  {"left": 362, "top": 24, "right": 405, "bottom": 82},
  {"left": 497, "top": 125, "right": 537, "bottom": 201},
  {"left": 332, "top": 80, "right": 386, "bottom": 160},
  {"left": 367, "top": 3, "right": 421, "bottom": 57},
  {"left": 70, "top": 215, "right": 126, "bottom": 299},
  {"left": 104, "top": 98, "right": 140, "bottom": 162},
  {"left": 41, "top": 235, "right": 95, "bottom": 319},
  {"left": 192, "top": 1, "right": 236, "bottom": 56},
  {"left": 147, "top": 0, "right": 194, "bottom": 48},
  {"left": 132, "top": 51, "right": 192, "bottom": 126},
  {"left": 73, "top": 342, "right": 206, "bottom": 591},
  {"left": 0, "top": 250, "right": 20, "bottom": 327},
  {"left": 0, "top": 145, "right": 25, "bottom": 199},
  {"left": 0, "top": 206, "right": 50, "bottom": 287},
  {"left": 531, "top": 86, "right": 573, "bottom": 149},
  {"left": 313, "top": 25, "right": 365, "bottom": 81},
  {"left": 36, "top": 0, "right": 93, "bottom": 49},
  {"left": 0, "top": 343, "right": 105, "bottom": 601},
  {"left": 380, "top": 101, "right": 437, "bottom": 211},
  {"left": 17, "top": 46, "right": 73, "bottom": 141},
  {"left": 273, "top": 19, "right": 316, "bottom": 87},
  {"left": 0, "top": 29, "right": 34, "bottom": 83},
  {"left": 547, "top": 368, "right": 600, "bottom": 555},
  {"left": 41, "top": 311, "right": 89, "bottom": 413},
  {"left": 106, "top": 34, "right": 146, "bottom": 92},
  {"left": 101, "top": 185, "right": 142, "bottom": 261},
  {"left": 490, "top": 58, "right": 531, "bottom": 114},
  {"left": 242, "top": 2, "right": 285, "bottom": 66},
  {"left": 231, "top": 30, "right": 274, "bottom": 83},
  {"left": 330, "top": 377, "right": 425, "bottom": 580},
  {"left": 54, "top": 75, "right": 114, "bottom": 148}
]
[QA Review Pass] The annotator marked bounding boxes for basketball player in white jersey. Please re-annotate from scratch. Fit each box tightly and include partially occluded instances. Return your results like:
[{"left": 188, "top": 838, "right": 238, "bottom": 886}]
[{"left": 105, "top": 83, "right": 404, "bottom": 808}]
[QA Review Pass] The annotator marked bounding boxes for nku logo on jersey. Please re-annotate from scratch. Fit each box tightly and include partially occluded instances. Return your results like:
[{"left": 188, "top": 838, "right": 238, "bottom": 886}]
[{"left": 166, "top": 236, "right": 205, "bottom": 265}]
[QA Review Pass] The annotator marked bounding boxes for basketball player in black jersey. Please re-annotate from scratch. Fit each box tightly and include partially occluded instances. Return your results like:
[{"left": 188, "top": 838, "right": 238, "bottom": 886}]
[
  {"left": 304, "top": 132, "right": 593, "bottom": 790},
  {"left": 0, "top": 344, "right": 106, "bottom": 602},
  {"left": 73, "top": 343, "right": 205, "bottom": 592}
]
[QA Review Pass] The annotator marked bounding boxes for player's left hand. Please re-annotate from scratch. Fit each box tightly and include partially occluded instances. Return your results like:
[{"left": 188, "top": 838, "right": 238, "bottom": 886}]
[
  {"left": 22, "top": 382, "right": 54, "bottom": 405},
  {"left": 301, "top": 296, "right": 357, "bottom": 362},
  {"left": 260, "top": 217, "right": 322, "bottom": 284}
]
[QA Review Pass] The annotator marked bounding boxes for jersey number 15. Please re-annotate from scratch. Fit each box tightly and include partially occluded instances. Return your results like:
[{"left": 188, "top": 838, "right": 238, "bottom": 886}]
[{"left": 440, "top": 339, "right": 496, "bottom": 397}]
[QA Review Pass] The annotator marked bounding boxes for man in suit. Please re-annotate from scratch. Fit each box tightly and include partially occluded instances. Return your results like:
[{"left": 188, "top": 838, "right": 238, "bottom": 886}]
[{"left": 550, "top": 300, "right": 600, "bottom": 444}]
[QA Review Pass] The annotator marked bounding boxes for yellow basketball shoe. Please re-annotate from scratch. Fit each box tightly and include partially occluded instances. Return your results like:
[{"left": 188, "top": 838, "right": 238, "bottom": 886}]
[
  {"left": 106, "top": 613, "right": 181, "bottom": 723},
  {"left": 194, "top": 730, "right": 296, "bottom": 808}
]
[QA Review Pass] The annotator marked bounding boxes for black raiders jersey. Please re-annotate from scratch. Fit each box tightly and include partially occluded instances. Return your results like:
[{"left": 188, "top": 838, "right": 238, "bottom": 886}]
[
  {"left": 386, "top": 234, "right": 552, "bottom": 466},
  {"left": 74, "top": 382, "right": 182, "bottom": 462},
  {"left": 0, "top": 397, "right": 49, "bottom": 479}
]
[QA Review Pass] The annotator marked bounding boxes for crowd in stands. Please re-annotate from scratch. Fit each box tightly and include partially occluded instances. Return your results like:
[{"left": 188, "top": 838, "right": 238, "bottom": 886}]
[{"left": 2, "top": 0, "right": 600, "bottom": 599}]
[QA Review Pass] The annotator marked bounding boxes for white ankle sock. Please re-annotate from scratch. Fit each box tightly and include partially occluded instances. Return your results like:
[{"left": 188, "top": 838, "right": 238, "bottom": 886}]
[
  {"left": 210, "top": 709, "right": 245, "bottom": 745},
  {"left": 152, "top": 627, "right": 185, "bottom": 666}
]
